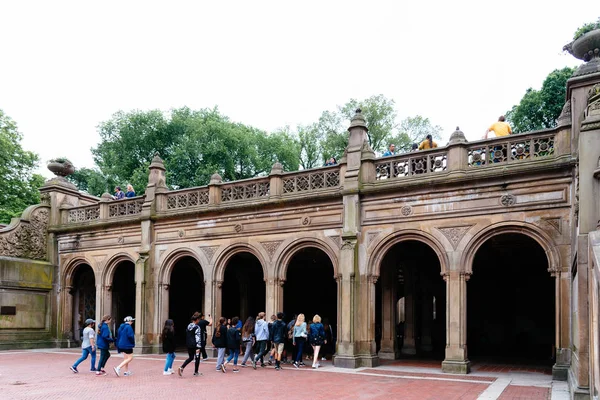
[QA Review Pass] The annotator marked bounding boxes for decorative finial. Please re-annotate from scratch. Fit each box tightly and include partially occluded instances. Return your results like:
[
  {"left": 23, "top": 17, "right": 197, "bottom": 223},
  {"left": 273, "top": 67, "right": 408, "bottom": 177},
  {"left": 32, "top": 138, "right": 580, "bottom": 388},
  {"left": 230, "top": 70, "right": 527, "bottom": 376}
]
[
  {"left": 210, "top": 172, "right": 223, "bottom": 184},
  {"left": 270, "top": 161, "right": 283, "bottom": 175},
  {"left": 349, "top": 108, "right": 368, "bottom": 131},
  {"left": 448, "top": 126, "right": 467, "bottom": 145}
]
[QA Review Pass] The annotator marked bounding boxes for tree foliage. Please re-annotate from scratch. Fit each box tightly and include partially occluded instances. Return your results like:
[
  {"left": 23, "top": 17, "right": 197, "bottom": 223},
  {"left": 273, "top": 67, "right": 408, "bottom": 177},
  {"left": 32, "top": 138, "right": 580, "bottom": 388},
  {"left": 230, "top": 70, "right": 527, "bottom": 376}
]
[
  {"left": 0, "top": 110, "right": 45, "bottom": 224},
  {"left": 88, "top": 107, "right": 300, "bottom": 195},
  {"left": 506, "top": 67, "right": 575, "bottom": 133}
]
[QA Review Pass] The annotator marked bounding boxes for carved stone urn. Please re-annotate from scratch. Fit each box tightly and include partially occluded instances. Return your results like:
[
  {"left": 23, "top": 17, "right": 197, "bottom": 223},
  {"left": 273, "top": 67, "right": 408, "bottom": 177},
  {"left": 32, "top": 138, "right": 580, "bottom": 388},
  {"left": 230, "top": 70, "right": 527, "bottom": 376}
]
[
  {"left": 47, "top": 159, "right": 75, "bottom": 177},
  {"left": 564, "top": 28, "right": 600, "bottom": 62}
]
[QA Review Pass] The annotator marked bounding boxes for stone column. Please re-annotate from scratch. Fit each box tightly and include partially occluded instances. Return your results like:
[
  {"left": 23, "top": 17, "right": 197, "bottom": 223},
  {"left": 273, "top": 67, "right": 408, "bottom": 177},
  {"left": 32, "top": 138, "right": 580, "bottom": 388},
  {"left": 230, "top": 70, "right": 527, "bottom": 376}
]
[
  {"left": 401, "top": 267, "right": 416, "bottom": 355},
  {"left": 379, "top": 260, "right": 396, "bottom": 359},
  {"left": 441, "top": 269, "right": 470, "bottom": 374},
  {"left": 133, "top": 254, "right": 148, "bottom": 353},
  {"left": 265, "top": 278, "right": 277, "bottom": 317},
  {"left": 552, "top": 264, "right": 571, "bottom": 381},
  {"left": 63, "top": 285, "right": 74, "bottom": 343}
]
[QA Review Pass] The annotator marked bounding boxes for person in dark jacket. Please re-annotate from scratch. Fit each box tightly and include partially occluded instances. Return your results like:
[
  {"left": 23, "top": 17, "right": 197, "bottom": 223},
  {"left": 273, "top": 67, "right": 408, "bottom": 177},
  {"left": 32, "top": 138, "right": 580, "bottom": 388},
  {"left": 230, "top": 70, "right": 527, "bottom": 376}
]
[
  {"left": 309, "top": 314, "right": 327, "bottom": 369},
  {"left": 223, "top": 316, "right": 241, "bottom": 373},
  {"left": 270, "top": 312, "right": 287, "bottom": 370},
  {"left": 95, "top": 315, "right": 114, "bottom": 376},
  {"left": 162, "top": 319, "right": 176, "bottom": 375},
  {"left": 178, "top": 313, "right": 202, "bottom": 377},
  {"left": 114, "top": 316, "right": 135, "bottom": 377},
  {"left": 212, "top": 317, "right": 228, "bottom": 373},
  {"left": 125, "top": 184, "right": 136, "bottom": 198}
]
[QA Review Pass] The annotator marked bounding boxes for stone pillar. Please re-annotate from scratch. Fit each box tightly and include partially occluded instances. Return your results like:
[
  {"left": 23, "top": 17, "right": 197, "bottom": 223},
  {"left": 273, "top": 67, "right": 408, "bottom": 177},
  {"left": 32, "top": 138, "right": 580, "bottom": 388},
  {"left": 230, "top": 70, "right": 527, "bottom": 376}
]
[
  {"left": 209, "top": 173, "right": 222, "bottom": 205},
  {"left": 63, "top": 286, "right": 74, "bottom": 344},
  {"left": 441, "top": 268, "right": 470, "bottom": 374},
  {"left": 133, "top": 254, "right": 148, "bottom": 353},
  {"left": 269, "top": 162, "right": 283, "bottom": 199},
  {"left": 379, "top": 261, "right": 397, "bottom": 359},
  {"left": 553, "top": 266, "right": 571, "bottom": 381},
  {"left": 265, "top": 277, "right": 277, "bottom": 318},
  {"left": 204, "top": 278, "right": 214, "bottom": 351},
  {"left": 446, "top": 127, "right": 468, "bottom": 178}
]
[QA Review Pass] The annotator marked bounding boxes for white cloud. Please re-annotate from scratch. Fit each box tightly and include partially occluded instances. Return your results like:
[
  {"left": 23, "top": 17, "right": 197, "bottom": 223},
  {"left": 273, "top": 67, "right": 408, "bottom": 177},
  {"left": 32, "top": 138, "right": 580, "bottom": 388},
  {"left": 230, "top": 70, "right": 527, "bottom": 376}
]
[{"left": 0, "top": 0, "right": 590, "bottom": 178}]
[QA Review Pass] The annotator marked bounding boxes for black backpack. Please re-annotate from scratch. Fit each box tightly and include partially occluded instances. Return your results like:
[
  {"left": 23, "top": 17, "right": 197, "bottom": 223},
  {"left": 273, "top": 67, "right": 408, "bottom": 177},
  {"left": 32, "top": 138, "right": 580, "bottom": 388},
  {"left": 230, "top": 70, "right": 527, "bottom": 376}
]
[{"left": 186, "top": 325, "right": 198, "bottom": 348}]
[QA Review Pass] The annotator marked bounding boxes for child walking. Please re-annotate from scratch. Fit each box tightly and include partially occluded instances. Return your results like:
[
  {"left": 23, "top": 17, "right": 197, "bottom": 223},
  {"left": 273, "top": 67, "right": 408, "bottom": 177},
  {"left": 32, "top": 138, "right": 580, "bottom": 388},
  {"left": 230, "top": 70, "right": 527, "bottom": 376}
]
[
  {"left": 70, "top": 318, "right": 97, "bottom": 373},
  {"left": 212, "top": 317, "right": 228, "bottom": 372},
  {"left": 223, "top": 317, "right": 241, "bottom": 372},
  {"left": 178, "top": 313, "right": 202, "bottom": 377},
  {"left": 162, "top": 319, "right": 176, "bottom": 375},
  {"left": 95, "top": 315, "right": 114, "bottom": 376}
]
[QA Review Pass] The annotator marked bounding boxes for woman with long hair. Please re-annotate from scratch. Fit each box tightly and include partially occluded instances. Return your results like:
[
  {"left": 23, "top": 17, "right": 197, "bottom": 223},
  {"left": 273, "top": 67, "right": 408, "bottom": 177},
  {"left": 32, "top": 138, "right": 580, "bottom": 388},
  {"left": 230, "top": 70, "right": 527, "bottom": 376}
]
[
  {"left": 240, "top": 317, "right": 255, "bottom": 367},
  {"left": 292, "top": 313, "right": 307, "bottom": 368},
  {"left": 212, "top": 317, "right": 228, "bottom": 372},
  {"left": 95, "top": 315, "right": 113, "bottom": 376},
  {"left": 162, "top": 319, "right": 176, "bottom": 375},
  {"left": 309, "top": 314, "right": 326, "bottom": 369}
]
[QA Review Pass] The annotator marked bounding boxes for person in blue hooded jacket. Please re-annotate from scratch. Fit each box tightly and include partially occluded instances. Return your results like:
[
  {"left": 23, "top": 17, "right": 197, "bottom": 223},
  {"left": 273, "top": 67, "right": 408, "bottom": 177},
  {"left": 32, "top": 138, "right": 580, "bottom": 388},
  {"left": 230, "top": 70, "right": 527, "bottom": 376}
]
[
  {"left": 114, "top": 316, "right": 135, "bottom": 377},
  {"left": 95, "top": 315, "right": 114, "bottom": 376},
  {"left": 308, "top": 314, "right": 327, "bottom": 369}
]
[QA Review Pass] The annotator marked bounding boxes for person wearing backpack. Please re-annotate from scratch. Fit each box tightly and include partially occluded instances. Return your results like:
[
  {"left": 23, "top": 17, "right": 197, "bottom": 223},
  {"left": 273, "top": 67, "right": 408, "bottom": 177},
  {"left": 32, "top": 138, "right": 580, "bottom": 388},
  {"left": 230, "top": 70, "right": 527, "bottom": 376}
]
[
  {"left": 309, "top": 314, "right": 327, "bottom": 369},
  {"left": 270, "top": 312, "right": 287, "bottom": 370},
  {"left": 162, "top": 319, "right": 176, "bottom": 375},
  {"left": 178, "top": 313, "right": 202, "bottom": 377}
]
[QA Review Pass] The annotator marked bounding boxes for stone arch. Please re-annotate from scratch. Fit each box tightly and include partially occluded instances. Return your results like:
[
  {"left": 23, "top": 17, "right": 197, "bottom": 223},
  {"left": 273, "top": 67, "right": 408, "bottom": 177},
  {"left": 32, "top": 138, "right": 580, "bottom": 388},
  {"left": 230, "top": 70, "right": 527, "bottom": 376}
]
[
  {"left": 461, "top": 221, "right": 560, "bottom": 275},
  {"left": 369, "top": 229, "right": 449, "bottom": 278},
  {"left": 212, "top": 243, "right": 268, "bottom": 282},
  {"left": 62, "top": 256, "right": 96, "bottom": 288},
  {"left": 101, "top": 252, "right": 137, "bottom": 287},
  {"left": 275, "top": 237, "right": 339, "bottom": 281},
  {"left": 158, "top": 248, "right": 207, "bottom": 285}
]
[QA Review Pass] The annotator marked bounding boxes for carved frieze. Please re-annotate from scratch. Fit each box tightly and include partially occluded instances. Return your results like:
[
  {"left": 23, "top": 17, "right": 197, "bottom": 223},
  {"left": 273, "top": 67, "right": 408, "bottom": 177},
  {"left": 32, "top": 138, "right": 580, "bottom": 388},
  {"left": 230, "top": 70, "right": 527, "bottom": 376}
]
[
  {"left": 341, "top": 240, "right": 356, "bottom": 250},
  {"left": 0, "top": 207, "right": 49, "bottom": 260},
  {"left": 234, "top": 224, "right": 243, "bottom": 233},
  {"left": 435, "top": 225, "right": 473, "bottom": 249},
  {"left": 92, "top": 255, "right": 107, "bottom": 269},
  {"left": 500, "top": 194, "right": 516, "bottom": 207},
  {"left": 200, "top": 246, "right": 219, "bottom": 263},
  {"left": 301, "top": 215, "right": 311, "bottom": 226},
  {"left": 366, "top": 231, "right": 381, "bottom": 247},
  {"left": 543, "top": 218, "right": 562, "bottom": 234},
  {"left": 260, "top": 240, "right": 283, "bottom": 261},
  {"left": 400, "top": 205, "right": 413, "bottom": 216}
]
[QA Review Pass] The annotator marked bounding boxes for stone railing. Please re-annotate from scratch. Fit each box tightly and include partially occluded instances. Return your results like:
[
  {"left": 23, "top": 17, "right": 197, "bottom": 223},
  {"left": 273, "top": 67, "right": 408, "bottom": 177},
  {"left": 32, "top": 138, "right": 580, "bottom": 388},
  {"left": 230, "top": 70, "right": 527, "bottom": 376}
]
[
  {"left": 467, "top": 132, "right": 555, "bottom": 167},
  {"left": 221, "top": 178, "right": 270, "bottom": 203},
  {"left": 281, "top": 166, "right": 341, "bottom": 194},
  {"left": 166, "top": 187, "right": 209, "bottom": 210},
  {"left": 67, "top": 204, "right": 101, "bottom": 223},
  {"left": 108, "top": 196, "right": 145, "bottom": 218},
  {"left": 375, "top": 150, "right": 448, "bottom": 180}
]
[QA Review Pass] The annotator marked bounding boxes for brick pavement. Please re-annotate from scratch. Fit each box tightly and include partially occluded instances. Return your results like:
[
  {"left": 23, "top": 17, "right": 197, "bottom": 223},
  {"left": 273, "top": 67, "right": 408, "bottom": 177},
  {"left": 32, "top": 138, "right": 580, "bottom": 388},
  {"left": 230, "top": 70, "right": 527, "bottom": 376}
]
[{"left": 0, "top": 350, "right": 554, "bottom": 400}]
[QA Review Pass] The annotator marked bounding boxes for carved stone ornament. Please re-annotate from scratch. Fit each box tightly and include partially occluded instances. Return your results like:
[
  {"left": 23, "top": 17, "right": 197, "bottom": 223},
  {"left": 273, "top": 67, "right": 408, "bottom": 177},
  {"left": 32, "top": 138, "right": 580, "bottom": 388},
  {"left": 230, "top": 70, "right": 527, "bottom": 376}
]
[
  {"left": 440, "top": 272, "right": 449, "bottom": 282},
  {"left": 0, "top": 207, "right": 49, "bottom": 260},
  {"left": 341, "top": 240, "right": 356, "bottom": 250},
  {"left": 39, "top": 193, "right": 51, "bottom": 205},
  {"left": 436, "top": 226, "right": 472, "bottom": 249},
  {"left": 200, "top": 246, "right": 218, "bottom": 262},
  {"left": 301, "top": 216, "right": 311, "bottom": 226},
  {"left": 234, "top": 224, "right": 243, "bottom": 233},
  {"left": 216, "top": 280, "right": 223, "bottom": 289},
  {"left": 278, "top": 279, "right": 286, "bottom": 287},
  {"left": 162, "top": 284, "right": 170, "bottom": 291},
  {"left": 178, "top": 229, "right": 185, "bottom": 238},
  {"left": 500, "top": 194, "right": 516, "bottom": 207},
  {"left": 460, "top": 271, "right": 472, "bottom": 281},
  {"left": 366, "top": 231, "right": 381, "bottom": 247},
  {"left": 543, "top": 218, "right": 562, "bottom": 234},
  {"left": 117, "top": 236, "right": 124, "bottom": 244},
  {"left": 260, "top": 240, "right": 283, "bottom": 261},
  {"left": 367, "top": 274, "right": 379, "bottom": 284},
  {"left": 400, "top": 205, "right": 413, "bottom": 216}
]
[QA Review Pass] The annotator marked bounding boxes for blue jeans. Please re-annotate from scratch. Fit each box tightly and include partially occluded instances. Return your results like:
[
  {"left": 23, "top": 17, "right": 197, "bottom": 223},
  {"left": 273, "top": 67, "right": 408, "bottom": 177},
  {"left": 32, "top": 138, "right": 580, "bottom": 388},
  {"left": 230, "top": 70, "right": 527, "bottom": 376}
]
[
  {"left": 254, "top": 340, "right": 268, "bottom": 364},
  {"left": 226, "top": 348, "right": 239, "bottom": 365},
  {"left": 164, "top": 352, "right": 176, "bottom": 371},
  {"left": 216, "top": 348, "right": 226, "bottom": 370},
  {"left": 294, "top": 337, "right": 306, "bottom": 363},
  {"left": 73, "top": 346, "right": 96, "bottom": 370}
]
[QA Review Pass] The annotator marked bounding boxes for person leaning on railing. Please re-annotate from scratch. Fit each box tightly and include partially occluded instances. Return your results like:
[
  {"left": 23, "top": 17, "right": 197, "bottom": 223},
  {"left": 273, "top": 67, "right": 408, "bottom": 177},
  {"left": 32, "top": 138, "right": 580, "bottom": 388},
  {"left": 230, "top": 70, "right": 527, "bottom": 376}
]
[
  {"left": 418, "top": 135, "right": 438, "bottom": 150},
  {"left": 484, "top": 115, "right": 512, "bottom": 162}
]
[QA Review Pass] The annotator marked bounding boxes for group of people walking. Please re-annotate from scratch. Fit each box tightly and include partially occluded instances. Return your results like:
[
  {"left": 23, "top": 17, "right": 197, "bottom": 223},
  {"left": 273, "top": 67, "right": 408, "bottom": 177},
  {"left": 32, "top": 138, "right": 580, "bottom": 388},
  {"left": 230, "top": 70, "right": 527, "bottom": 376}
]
[
  {"left": 69, "top": 314, "right": 136, "bottom": 377},
  {"left": 71, "top": 311, "right": 332, "bottom": 378}
]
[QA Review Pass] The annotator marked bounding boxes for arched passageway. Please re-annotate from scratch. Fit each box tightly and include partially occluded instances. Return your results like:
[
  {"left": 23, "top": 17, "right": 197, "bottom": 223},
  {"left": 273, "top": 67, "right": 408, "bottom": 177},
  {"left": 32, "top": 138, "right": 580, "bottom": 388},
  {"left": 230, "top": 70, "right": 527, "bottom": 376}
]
[
  {"left": 284, "top": 247, "right": 337, "bottom": 357},
  {"left": 222, "top": 252, "right": 265, "bottom": 321},
  {"left": 71, "top": 264, "right": 95, "bottom": 342},
  {"left": 467, "top": 233, "right": 554, "bottom": 364},
  {"left": 111, "top": 261, "right": 136, "bottom": 329},
  {"left": 375, "top": 240, "right": 446, "bottom": 360},
  {"left": 169, "top": 256, "right": 204, "bottom": 345}
]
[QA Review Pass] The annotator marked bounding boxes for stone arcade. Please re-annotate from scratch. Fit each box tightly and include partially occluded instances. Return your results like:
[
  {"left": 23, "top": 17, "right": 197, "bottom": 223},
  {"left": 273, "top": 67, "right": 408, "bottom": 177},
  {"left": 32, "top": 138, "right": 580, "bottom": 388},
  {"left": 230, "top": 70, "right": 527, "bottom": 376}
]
[{"left": 2, "top": 50, "right": 600, "bottom": 400}]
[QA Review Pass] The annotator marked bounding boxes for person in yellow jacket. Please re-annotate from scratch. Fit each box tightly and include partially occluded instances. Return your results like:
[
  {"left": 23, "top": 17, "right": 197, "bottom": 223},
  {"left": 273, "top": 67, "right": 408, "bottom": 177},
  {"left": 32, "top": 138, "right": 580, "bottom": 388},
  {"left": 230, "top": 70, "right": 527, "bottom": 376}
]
[
  {"left": 485, "top": 116, "right": 512, "bottom": 138},
  {"left": 418, "top": 135, "right": 438, "bottom": 150}
]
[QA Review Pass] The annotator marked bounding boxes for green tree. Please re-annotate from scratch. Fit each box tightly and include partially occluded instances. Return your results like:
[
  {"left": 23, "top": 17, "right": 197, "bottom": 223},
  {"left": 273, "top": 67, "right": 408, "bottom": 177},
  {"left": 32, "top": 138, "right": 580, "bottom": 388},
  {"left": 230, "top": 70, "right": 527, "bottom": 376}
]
[
  {"left": 506, "top": 67, "right": 575, "bottom": 133},
  {"left": 0, "top": 110, "right": 45, "bottom": 224},
  {"left": 68, "top": 167, "right": 116, "bottom": 197},
  {"left": 391, "top": 116, "right": 443, "bottom": 152}
]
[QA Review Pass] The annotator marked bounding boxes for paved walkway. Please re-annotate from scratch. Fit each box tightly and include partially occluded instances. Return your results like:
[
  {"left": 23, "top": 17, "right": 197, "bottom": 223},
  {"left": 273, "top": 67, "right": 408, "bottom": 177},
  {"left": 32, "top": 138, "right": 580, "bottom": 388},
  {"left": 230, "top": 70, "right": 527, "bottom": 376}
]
[{"left": 0, "top": 349, "right": 567, "bottom": 399}]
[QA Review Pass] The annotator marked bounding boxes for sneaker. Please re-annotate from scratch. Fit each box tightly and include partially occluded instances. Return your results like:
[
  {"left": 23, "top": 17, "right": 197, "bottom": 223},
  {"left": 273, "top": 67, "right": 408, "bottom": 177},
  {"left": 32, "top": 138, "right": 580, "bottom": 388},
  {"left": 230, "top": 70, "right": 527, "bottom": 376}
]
[
  {"left": 312, "top": 365, "right": 317, "bottom": 369},
  {"left": 163, "top": 371, "right": 171, "bottom": 375},
  {"left": 113, "top": 367, "right": 120, "bottom": 377},
  {"left": 293, "top": 362, "right": 299, "bottom": 369},
  {"left": 90, "top": 369, "right": 96, "bottom": 373},
  {"left": 275, "top": 366, "right": 281, "bottom": 370},
  {"left": 123, "top": 371, "right": 133, "bottom": 376},
  {"left": 70, "top": 366, "right": 78, "bottom": 373},
  {"left": 178, "top": 367, "right": 183, "bottom": 377},
  {"left": 252, "top": 360, "right": 257, "bottom": 370},
  {"left": 95, "top": 371, "right": 106, "bottom": 376},
  {"left": 168, "top": 368, "right": 173, "bottom": 373},
  {"left": 260, "top": 363, "right": 266, "bottom": 368},
  {"left": 240, "top": 363, "right": 246, "bottom": 368},
  {"left": 233, "top": 368, "right": 239, "bottom": 373},
  {"left": 321, "top": 357, "right": 326, "bottom": 361},
  {"left": 193, "top": 372, "right": 201, "bottom": 376},
  {"left": 299, "top": 362, "right": 306, "bottom": 366},
  {"left": 221, "top": 364, "right": 226, "bottom": 373},
  {"left": 268, "top": 360, "right": 272, "bottom": 366}
]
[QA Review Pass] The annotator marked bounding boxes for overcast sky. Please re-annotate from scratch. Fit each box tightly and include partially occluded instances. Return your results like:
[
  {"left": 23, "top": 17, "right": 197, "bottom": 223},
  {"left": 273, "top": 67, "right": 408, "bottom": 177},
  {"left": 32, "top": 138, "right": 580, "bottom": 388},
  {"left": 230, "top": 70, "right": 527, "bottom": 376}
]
[{"left": 0, "top": 1, "right": 593, "bottom": 178}]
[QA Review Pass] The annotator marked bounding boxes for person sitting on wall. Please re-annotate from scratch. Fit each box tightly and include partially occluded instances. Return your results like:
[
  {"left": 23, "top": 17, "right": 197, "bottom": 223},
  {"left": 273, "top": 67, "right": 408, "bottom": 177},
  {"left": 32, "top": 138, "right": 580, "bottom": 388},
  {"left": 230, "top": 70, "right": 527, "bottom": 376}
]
[
  {"left": 382, "top": 144, "right": 396, "bottom": 157},
  {"left": 418, "top": 135, "right": 438, "bottom": 150},
  {"left": 485, "top": 115, "right": 512, "bottom": 139},
  {"left": 411, "top": 143, "right": 418, "bottom": 152},
  {"left": 125, "top": 184, "right": 136, "bottom": 198},
  {"left": 112, "top": 186, "right": 125, "bottom": 200}
]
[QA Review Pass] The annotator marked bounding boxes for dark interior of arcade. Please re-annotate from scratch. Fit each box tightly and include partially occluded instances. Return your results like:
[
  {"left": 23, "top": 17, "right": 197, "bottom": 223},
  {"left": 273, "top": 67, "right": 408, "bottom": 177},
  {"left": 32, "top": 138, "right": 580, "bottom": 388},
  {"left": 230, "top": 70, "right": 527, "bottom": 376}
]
[
  {"left": 222, "top": 252, "right": 265, "bottom": 321},
  {"left": 169, "top": 256, "right": 204, "bottom": 345}
]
